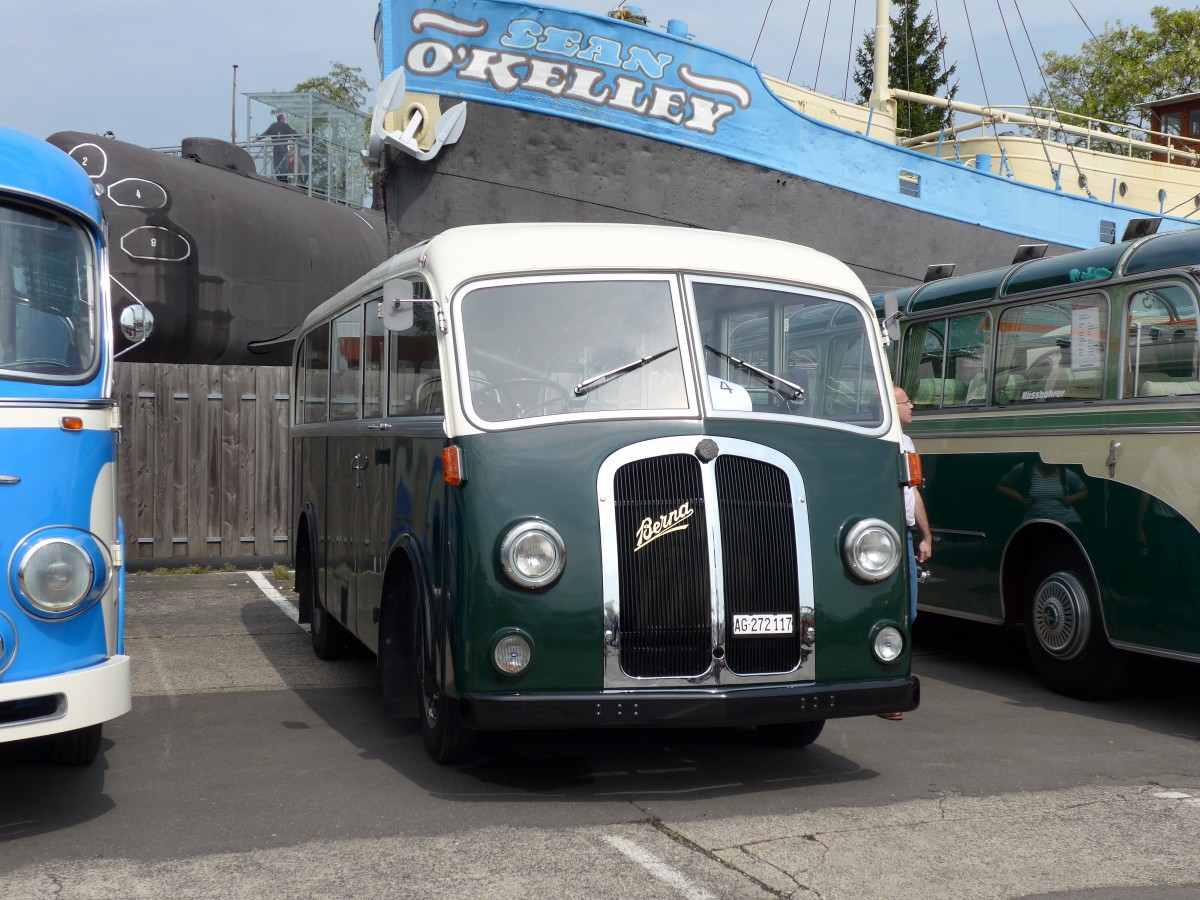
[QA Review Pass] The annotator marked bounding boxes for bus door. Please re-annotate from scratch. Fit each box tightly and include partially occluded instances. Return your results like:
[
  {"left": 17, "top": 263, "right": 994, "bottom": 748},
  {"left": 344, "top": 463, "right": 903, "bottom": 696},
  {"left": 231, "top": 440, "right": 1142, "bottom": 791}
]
[
  {"left": 327, "top": 304, "right": 367, "bottom": 633},
  {"left": 355, "top": 300, "right": 389, "bottom": 647}
]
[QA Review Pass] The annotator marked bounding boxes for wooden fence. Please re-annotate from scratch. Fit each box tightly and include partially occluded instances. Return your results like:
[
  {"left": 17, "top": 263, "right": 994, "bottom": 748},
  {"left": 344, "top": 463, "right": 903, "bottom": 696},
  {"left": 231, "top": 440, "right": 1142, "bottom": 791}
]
[{"left": 114, "top": 363, "right": 292, "bottom": 567}]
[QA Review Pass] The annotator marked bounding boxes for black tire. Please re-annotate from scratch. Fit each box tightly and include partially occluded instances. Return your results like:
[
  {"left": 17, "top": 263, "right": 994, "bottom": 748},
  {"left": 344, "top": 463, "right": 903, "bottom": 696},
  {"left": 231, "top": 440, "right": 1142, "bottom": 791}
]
[
  {"left": 1022, "top": 553, "right": 1135, "bottom": 700},
  {"left": 310, "top": 585, "right": 352, "bottom": 661},
  {"left": 295, "top": 535, "right": 313, "bottom": 626},
  {"left": 756, "top": 719, "right": 825, "bottom": 748},
  {"left": 379, "top": 578, "right": 419, "bottom": 719},
  {"left": 50, "top": 723, "right": 103, "bottom": 766},
  {"left": 417, "top": 600, "right": 474, "bottom": 764}
]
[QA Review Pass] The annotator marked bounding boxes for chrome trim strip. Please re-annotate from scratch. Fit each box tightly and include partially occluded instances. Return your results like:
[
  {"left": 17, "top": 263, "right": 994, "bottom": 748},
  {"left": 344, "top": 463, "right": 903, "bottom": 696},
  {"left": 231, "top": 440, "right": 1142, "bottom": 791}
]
[
  {"left": 0, "top": 398, "right": 115, "bottom": 410},
  {"left": 0, "top": 475, "right": 19, "bottom": 485},
  {"left": 915, "top": 604, "right": 1004, "bottom": 625},
  {"left": 598, "top": 436, "right": 815, "bottom": 689},
  {"left": 1109, "top": 640, "right": 1200, "bottom": 664}
]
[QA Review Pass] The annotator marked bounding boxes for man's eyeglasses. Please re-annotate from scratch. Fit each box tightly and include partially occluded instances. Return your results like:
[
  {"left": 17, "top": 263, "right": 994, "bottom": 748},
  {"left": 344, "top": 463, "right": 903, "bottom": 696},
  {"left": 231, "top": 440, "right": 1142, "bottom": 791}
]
[{"left": 899, "top": 398, "right": 914, "bottom": 407}]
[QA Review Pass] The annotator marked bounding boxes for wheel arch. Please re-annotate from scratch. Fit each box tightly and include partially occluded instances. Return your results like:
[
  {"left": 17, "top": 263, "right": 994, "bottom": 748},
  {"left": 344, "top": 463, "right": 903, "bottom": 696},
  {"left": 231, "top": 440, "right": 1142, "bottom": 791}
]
[
  {"left": 294, "top": 502, "right": 320, "bottom": 625},
  {"left": 378, "top": 532, "right": 434, "bottom": 718},
  {"left": 998, "top": 520, "right": 1098, "bottom": 626}
]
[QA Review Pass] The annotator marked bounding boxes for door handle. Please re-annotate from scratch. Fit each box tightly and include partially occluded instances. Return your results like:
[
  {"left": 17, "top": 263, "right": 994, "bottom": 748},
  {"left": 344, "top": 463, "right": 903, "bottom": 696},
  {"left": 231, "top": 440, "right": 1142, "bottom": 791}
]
[
  {"left": 350, "top": 454, "right": 369, "bottom": 471},
  {"left": 1106, "top": 440, "right": 1121, "bottom": 477}
]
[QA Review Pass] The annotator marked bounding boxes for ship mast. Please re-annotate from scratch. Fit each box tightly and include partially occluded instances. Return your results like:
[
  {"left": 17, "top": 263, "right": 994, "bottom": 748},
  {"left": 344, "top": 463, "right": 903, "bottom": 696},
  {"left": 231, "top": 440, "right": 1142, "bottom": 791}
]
[{"left": 869, "top": 0, "right": 892, "bottom": 112}]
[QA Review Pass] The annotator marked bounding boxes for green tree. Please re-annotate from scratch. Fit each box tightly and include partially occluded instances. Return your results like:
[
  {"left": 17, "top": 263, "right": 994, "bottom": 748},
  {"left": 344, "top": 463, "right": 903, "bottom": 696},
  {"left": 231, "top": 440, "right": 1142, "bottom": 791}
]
[
  {"left": 1031, "top": 6, "right": 1200, "bottom": 130},
  {"left": 293, "top": 62, "right": 370, "bottom": 111},
  {"left": 852, "top": 0, "right": 958, "bottom": 140}
]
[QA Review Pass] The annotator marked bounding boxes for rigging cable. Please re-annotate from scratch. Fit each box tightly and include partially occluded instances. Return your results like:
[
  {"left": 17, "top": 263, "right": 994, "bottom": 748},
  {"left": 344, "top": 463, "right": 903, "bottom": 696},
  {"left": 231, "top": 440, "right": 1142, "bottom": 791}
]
[
  {"left": 814, "top": 0, "right": 833, "bottom": 92},
  {"left": 787, "top": 0, "right": 815, "bottom": 83},
  {"left": 1066, "top": 0, "right": 1096, "bottom": 39},
  {"left": 931, "top": 0, "right": 961, "bottom": 158},
  {"left": 843, "top": 0, "right": 859, "bottom": 100},
  {"left": 1013, "top": 0, "right": 1095, "bottom": 199},
  {"left": 751, "top": 0, "right": 774, "bottom": 63}
]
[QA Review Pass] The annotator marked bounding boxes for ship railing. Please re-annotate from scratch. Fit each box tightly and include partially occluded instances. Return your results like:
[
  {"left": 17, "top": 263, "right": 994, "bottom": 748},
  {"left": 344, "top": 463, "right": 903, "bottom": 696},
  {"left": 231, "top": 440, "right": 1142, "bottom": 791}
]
[{"left": 893, "top": 89, "right": 1200, "bottom": 165}]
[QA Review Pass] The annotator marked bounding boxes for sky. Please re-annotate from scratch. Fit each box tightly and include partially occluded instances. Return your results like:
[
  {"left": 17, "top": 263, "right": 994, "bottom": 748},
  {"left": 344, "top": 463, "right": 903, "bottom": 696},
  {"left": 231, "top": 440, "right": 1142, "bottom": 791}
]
[{"left": 1, "top": 1, "right": 1194, "bottom": 150}]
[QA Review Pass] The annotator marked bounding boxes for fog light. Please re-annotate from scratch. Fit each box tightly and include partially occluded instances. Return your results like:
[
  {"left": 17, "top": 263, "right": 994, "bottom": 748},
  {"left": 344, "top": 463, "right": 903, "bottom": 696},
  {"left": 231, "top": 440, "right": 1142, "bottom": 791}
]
[
  {"left": 873, "top": 626, "right": 904, "bottom": 663},
  {"left": 493, "top": 633, "right": 532, "bottom": 675}
]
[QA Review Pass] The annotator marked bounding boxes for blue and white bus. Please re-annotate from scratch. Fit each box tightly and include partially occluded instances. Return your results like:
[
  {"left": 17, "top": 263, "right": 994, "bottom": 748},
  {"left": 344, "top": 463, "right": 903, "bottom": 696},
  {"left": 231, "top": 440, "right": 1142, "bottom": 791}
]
[{"left": 0, "top": 127, "right": 147, "bottom": 764}]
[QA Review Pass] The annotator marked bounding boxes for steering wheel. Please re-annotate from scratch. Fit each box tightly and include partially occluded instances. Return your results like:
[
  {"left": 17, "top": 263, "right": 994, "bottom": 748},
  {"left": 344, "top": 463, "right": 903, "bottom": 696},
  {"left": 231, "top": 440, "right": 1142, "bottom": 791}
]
[{"left": 492, "top": 377, "right": 573, "bottom": 418}]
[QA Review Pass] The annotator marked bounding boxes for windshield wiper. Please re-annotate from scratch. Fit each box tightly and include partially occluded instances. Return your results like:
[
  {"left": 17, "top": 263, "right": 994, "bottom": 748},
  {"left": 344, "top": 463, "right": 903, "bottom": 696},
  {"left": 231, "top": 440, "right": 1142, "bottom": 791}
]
[
  {"left": 574, "top": 346, "right": 678, "bottom": 397},
  {"left": 703, "top": 345, "right": 805, "bottom": 400}
]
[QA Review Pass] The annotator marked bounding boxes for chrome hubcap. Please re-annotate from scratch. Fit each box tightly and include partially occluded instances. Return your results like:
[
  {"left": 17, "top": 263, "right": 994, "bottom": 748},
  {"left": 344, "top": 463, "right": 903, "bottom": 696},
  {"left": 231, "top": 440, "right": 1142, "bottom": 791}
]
[{"left": 1032, "top": 571, "right": 1091, "bottom": 660}]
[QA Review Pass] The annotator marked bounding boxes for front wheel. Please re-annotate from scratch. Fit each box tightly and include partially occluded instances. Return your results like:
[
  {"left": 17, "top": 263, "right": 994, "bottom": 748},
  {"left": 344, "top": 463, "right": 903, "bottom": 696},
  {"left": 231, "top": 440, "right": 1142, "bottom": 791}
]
[
  {"left": 50, "top": 723, "right": 103, "bottom": 765},
  {"left": 1022, "top": 555, "right": 1134, "bottom": 700},
  {"left": 417, "top": 601, "right": 475, "bottom": 764},
  {"left": 756, "top": 719, "right": 825, "bottom": 748}
]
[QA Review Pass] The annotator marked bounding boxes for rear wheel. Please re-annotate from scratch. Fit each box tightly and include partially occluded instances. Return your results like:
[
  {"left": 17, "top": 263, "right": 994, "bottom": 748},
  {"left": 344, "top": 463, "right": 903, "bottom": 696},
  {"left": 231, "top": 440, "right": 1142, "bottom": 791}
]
[
  {"left": 1022, "top": 554, "right": 1134, "bottom": 700},
  {"left": 417, "top": 601, "right": 474, "bottom": 764},
  {"left": 756, "top": 719, "right": 825, "bottom": 748},
  {"left": 50, "top": 723, "right": 102, "bottom": 766}
]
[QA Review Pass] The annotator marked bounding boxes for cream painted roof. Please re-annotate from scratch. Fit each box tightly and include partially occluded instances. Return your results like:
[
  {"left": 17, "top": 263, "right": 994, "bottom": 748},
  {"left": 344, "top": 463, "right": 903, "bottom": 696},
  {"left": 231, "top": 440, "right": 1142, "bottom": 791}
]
[{"left": 301, "top": 223, "right": 868, "bottom": 331}]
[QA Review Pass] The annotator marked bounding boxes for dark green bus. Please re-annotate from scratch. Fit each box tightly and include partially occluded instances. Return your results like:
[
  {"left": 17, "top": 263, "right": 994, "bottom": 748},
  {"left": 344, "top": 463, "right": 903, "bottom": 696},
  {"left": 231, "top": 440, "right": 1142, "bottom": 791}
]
[
  {"left": 882, "top": 228, "right": 1200, "bottom": 699},
  {"left": 292, "top": 223, "right": 919, "bottom": 763}
]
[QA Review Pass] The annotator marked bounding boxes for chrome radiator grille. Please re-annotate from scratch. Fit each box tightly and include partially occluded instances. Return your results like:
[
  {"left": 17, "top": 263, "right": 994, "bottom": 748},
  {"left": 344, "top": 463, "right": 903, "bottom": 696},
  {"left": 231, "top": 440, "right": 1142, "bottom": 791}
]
[
  {"left": 715, "top": 456, "right": 803, "bottom": 675},
  {"left": 611, "top": 449, "right": 802, "bottom": 680},
  {"left": 614, "top": 454, "right": 711, "bottom": 678}
]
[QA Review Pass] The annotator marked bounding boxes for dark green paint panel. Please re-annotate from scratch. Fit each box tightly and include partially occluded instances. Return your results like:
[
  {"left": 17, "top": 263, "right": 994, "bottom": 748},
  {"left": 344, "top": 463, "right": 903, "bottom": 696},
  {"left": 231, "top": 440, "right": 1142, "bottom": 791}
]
[
  {"left": 918, "top": 449, "right": 1200, "bottom": 655},
  {"left": 447, "top": 419, "right": 910, "bottom": 695}
]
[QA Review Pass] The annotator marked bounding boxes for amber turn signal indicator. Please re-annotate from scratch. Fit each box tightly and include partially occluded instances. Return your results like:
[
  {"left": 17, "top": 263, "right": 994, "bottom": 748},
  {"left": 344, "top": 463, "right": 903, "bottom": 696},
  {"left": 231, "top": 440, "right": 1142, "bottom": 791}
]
[
  {"left": 443, "top": 445, "right": 465, "bottom": 486},
  {"left": 60, "top": 416, "right": 84, "bottom": 431},
  {"left": 902, "top": 451, "right": 923, "bottom": 488}
]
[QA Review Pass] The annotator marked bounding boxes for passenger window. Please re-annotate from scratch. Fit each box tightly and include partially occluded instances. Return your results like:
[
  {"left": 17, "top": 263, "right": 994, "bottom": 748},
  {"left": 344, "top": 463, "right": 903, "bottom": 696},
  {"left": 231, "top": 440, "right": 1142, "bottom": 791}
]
[
  {"left": 995, "top": 295, "right": 1106, "bottom": 404},
  {"left": 330, "top": 306, "right": 363, "bottom": 421},
  {"left": 299, "top": 323, "right": 330, "bottom": 424},
  {"left": 388, "top": 299, "right": 441, "bottom": 416},
  {"left": 363, "top": 300, "right": 385, "bottom": 419},
  {"left": 1125, "top": 285, "right": 1200, "bottom": 398},
  {"left": 900, "top": 313, "right": 989, "bottom": 409}
]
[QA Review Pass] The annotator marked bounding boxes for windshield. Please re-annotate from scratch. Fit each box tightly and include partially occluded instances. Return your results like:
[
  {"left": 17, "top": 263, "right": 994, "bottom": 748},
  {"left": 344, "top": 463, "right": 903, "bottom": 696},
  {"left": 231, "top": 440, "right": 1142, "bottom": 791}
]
[
  {"left": 693, "top": 279, "right": 884, "bottom": 427},
  {"left": 0, "top": 200, "right": 99, "bottom": 381},
  {"left": 459, "top": 278, "right": 689, "bottom": 423}
]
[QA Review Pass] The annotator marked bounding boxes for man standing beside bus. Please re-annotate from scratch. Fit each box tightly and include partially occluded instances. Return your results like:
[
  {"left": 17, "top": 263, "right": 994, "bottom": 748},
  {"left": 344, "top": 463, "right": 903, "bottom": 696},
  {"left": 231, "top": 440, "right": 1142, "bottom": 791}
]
[
  {"left": 880, "top": 387, "right": 930, "bottom": 722},
  {"left": 894, "top": 387, "right": 932, "bottom": 611}
]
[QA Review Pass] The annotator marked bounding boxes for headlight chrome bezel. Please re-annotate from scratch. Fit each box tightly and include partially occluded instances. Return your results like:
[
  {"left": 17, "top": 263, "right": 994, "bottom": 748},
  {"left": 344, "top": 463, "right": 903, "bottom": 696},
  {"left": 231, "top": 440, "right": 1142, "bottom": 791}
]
[
  {"left": 499, "top": 520, "right": 566, "bottom": 589},
  {"left": 10, "top": 528, "right": 111, "bottom": 620},
  {"left": 842, "top": 518, "right": 902, "bottom": 583}
]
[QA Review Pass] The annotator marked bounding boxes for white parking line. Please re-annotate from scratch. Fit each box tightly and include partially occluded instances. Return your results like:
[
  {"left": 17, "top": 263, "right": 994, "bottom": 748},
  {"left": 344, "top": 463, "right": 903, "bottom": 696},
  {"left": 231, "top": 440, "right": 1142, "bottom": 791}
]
[
  {"left": 247, "top": 571, "right": 309, "bottom": 632},
  {"left": 602, "top": 835, "right": 715, "bottom": 900}
]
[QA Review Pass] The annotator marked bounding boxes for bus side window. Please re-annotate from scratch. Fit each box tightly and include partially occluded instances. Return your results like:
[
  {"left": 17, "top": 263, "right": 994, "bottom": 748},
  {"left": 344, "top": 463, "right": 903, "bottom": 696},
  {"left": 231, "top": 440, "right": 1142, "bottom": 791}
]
[
  {"left": 996, "top": 295, "right": 1106, "bottom": 404},
  {"left": 388, "top": 301, "right": 441, "bottom": 416},
  {"left": 300, "top": 322, "right": 330, "bottom": 424},
  {"left": 1126, "top": 285, "right": 1200, "bottom": 398},
  {"left": 363, "top": 300, "right": 385, "bottom": 419},
  {"left": 330, "top": 306, "right": 363, "bottom": 421}
]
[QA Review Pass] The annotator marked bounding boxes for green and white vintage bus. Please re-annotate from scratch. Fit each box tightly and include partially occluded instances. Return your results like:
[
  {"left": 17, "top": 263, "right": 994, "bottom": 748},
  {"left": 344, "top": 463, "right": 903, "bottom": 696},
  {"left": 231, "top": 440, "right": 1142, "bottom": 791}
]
[
  {"left": 291, "top": 223, "right": 919, "bottom": 763},
  {"left": 885, "top": 228, "right": 1200, "bottom": 699}
]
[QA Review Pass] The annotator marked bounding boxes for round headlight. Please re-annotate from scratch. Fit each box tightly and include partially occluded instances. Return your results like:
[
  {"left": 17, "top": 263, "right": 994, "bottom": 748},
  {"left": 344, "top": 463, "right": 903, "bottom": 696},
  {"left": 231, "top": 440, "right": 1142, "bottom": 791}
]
[
  {"left": 500, "top": 521, "right": 566, "bottom": 589},
  {"left": 842, "top": 519, "right": 901, "bottom": 583},
  {"left": 873, "top": 625, "right": 904, "bottom": 663},
  {"left": 19, "top": 539, "right": 94, "bottom": 613},
  {"left": 492, "top": 632, "right": 533, "bottom": 675}
]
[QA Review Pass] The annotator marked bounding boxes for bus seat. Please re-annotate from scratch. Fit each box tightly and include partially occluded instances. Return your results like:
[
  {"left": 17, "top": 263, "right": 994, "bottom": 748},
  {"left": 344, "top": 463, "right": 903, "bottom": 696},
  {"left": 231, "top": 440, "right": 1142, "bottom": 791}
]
[
  {"left": 1141, "top": 376, "right": 1200, "bottom": 397},
  {"left": 997, "top": 374, "right": 1026, "bottom": 404},
  {"left": 913, "top": 378, "right": 941, "bottom": 408},
  {"left": 943, "top": 379, "right": 968, "bottom": 405},
  {"left": 964, "top": 372, "right": 987, "bottom": 404},
  {"left": 1065, "top": 369, "right": 1102, "bottom": 399}
]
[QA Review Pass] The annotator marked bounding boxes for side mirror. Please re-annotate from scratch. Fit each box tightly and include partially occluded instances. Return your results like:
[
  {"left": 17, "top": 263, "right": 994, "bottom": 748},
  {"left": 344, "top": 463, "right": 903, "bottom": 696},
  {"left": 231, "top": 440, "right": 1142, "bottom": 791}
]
[
  {"left": 382, "top": 278, "right": 414, "bottom": 332},
  {"left": 882, "top": 293, "right": 900, "bottom": 344},
  {"left": 116, "top": 303, "right": 155, "bottom": 356}
]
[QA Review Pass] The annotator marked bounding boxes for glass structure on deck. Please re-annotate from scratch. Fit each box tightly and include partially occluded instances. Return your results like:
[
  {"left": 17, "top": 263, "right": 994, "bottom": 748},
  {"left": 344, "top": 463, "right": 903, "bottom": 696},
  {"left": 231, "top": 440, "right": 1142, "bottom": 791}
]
[{"left": 244, "top": 92, "right": 369, "bottom": 208}]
